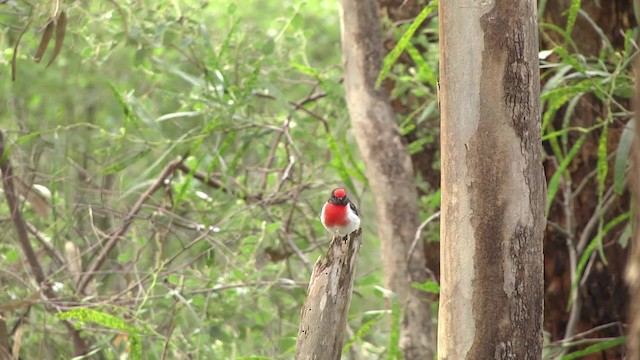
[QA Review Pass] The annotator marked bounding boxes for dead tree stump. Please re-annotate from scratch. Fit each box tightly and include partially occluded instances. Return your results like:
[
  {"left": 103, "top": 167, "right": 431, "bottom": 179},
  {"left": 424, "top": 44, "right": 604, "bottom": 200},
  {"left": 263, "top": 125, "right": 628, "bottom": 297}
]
[{"left": 294, "top": 230, "right": 362, "bottom": 360}]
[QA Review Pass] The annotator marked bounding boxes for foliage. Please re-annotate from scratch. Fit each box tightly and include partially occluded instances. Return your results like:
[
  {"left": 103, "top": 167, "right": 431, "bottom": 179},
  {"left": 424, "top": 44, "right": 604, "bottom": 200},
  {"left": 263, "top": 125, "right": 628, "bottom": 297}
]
[
  {"left": 538, "top": 4, "right": 635, "bottom": 358},
  {"left": 376, "top": 0, "right": 438, "bottom": 88}
]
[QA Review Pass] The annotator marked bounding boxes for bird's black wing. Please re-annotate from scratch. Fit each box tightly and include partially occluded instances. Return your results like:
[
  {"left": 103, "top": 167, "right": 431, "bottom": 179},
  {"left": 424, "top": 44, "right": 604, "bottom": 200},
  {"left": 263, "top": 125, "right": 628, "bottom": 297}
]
[{"left": 348, "top": 200, "right": 359, "bottom": 216}]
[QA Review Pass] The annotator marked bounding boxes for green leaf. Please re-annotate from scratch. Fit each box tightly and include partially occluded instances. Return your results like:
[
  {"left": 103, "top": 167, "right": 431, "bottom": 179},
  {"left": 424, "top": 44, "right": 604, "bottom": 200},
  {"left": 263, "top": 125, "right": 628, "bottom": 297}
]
[
  {"left": 388, "top": 298, "right": 402, "bottom": 360},
  {"left": 596, "top": 122, "right": 608, "bottom": 198},
  {"left": 326, "top": 133, "right": 356, "bottom": 194},
  {"left": 571, "top": 212, "right": 630, "bottom": 305},
  {"left": 408, "top": 136, "right": 432, "bottom": 155},
  {"left": 57, "top": 308, "right": 142, "bottom": 360},
  {"left": 376, "top": 0, "right": 438, "bottom": 87},
  {"left": 565, "top": 0, "right": 582, "bottom": 35},
  {"left": 548, "top": 46, "right": 586, "bottom": 74},
  {"left": 101, "top": 150, "right": 150, "bottom": 175},
  {"left": 107, "top": 83, "right": 144, "bottom": 129},
  {"left": 117, "top": 251, "right": 133, "bottom": 263},
  {"left": 227, "top": 2, "right": 237, "bottom": 15},
  {"left": 546, "top": 133, "right": 587, "bottom": 216},
  {"left": 173, "top": 154, "right": 203, "bottom": 208},
  {"left": 15, "top": 131, "right": 41, "bottom": 145},
  {"left": 614, "top": 119, "right": 634, "bottom": 194},
  {"left": 5, "top": 249, "right": 19, "bottom": 264},
  {"left": 541, "top": 81, "right": 591, "bottom": 131},
  {"left": 262, "top": 38, "right": 275, "bottom": 55},
  {"left": 405, "top": 43, "right": 437, "bottom": 87},
  {"left": 338, "top": 131, "right": 367, "bottom": 184},
  {"left": 411, "top": 280, "right": 440, "bottom": 294},
  {"left": 290, "top": 62, "right": 320, "bottom": 77},
  {"left": 618, "top": 222, "right": 632, "bottom": 248},
  {"left": 342, "top": 313, "right": 384, "bottom": 353},
  {"left": 541, "top": 125, "right": 594, "bottom": 141},
  {"left": 560, "top": 336, "right": 626, "bottom": 360}
]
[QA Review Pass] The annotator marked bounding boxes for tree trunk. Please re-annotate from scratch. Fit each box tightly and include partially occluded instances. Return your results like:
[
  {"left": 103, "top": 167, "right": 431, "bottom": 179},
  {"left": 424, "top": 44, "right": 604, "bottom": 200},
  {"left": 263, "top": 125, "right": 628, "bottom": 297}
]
[
  {"left": 626, "top": 58, "right": 640, "bottom": 360},
  {"left": 438, "top": 0, "right": 545, "bottom": 359},
  {"left": 294, "top": 232, "right": 361, "bottom": 360},
  {"left": 339, "top": 0, "right": 435, "bottom": 358}
]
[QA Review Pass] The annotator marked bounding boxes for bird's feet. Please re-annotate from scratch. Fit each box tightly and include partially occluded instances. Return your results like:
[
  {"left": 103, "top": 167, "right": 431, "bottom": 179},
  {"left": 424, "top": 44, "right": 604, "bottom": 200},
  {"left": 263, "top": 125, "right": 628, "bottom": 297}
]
[{"left": 342, "top": 228, "right": 362, "bottom": 242}]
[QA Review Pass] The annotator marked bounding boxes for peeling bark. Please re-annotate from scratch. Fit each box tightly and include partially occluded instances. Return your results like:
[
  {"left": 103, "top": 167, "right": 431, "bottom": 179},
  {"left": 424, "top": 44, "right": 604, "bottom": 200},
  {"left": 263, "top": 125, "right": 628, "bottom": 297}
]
[
  {"left": 294, "top": 232, "right": 361, "bottom": 360},
  {"left": 339, "top": 0, "right": 435, "bottom": 358},
  {"left": 438, "top": 0, "right": 545, "bottom": 359}
]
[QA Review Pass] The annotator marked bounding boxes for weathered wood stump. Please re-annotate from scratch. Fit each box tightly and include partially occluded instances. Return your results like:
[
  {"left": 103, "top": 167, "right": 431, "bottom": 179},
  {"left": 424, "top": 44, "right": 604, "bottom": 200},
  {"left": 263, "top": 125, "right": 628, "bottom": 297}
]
[{"left": 294, "top": 230, "right": 362, "bottom": 360}]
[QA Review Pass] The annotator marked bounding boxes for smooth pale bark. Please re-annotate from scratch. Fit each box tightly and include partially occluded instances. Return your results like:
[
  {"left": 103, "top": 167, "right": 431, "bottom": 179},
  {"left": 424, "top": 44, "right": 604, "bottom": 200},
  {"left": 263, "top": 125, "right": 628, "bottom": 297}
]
[
  {"left": 438, "top": 1, "right": 545, "bottom": 359},
  {"left": 294, "top": 232, "right": 361, "bottom": 360},
  {"left": 626, "top": 59, "right": 640, "bottom": 359},
  {"left": 339, "top": 0, "right": 434, "bottom": 358}
]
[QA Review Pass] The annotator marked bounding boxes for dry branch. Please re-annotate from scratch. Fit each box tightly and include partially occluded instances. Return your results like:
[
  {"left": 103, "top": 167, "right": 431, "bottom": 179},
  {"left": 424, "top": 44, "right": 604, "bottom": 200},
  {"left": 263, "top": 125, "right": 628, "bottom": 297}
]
[{"left": 294, "top": 230, "right": 361, "bottom": 360}]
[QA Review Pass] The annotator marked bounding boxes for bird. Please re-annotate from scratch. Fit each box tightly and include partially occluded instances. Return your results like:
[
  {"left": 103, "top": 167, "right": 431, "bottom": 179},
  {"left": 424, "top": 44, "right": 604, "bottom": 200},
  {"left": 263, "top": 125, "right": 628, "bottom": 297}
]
[{"left": 320, "top": 188, "right": 361, "bottom": 238}]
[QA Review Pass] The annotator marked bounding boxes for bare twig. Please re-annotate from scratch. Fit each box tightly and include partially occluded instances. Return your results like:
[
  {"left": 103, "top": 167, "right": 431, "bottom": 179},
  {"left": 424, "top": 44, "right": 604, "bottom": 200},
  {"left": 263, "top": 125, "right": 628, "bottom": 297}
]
[
  {"left": 563, "top": 183, "right": 621, "bottom": 346},
  {"left": 160, "top": 319, "right": 175, "bottom": 360},
  {"left": 25, "top": 221, "right": 66, "bottom": 265},
  {"left": 175, "top": 162, "right": 243, "bottom": 198},
  {"left": 260, "top": 116, "right": 291, "bottom": 191},
  {"left": 576, "top": 185, "right": 619, "bottom": 255},
  {"left": 254, "top": 90, "right": 331, "bottom": 134},
  {"left": 77, "top": 158, "right": 185, "bottom": 294},
  {"left": 174, "top": 161, "right": 291, "bottom": 204},
  {"left": 554, "top": 322, "right": 623, "bottom": 345},
  {"left": 408, "top": 211, "right": 440, "bottom": 258},
  {"left": 0, "top": 133, "right": 46, "bottom": 285},
  {"left": 561, "top": 176, "right": 579, "bottom": 347},
  {"left": 281, "top": 187, "right": 311, "bottom": 270}
]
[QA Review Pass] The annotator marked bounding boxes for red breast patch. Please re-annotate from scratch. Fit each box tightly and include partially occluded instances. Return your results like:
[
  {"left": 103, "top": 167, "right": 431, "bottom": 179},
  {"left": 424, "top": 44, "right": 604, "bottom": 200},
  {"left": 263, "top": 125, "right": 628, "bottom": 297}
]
[{"left": 323, "top": 203, "right": 348, "bottom": 226}]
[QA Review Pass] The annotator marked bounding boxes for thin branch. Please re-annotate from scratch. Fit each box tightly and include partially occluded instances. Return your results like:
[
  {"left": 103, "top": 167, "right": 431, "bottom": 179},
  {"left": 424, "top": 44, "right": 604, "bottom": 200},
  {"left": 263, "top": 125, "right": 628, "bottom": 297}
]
[
  {"left": 160, "top": 319, "right": 175, "bottom": 360},
  {"left": 76, "top": 158, "right": 185, "bottom": 294},
  {"left": 174, "top": 161, "right": 288, "bottom": 204},
  {"left": 561, "top": 175, "right": 579, "bottom": 348},
  {"left": 408, "top": 211, "right": 440, "bottom": 258},
  {"left": 554, "top": 322, "right": 623, "bottom": 345},
  {"left": 563, "top": 183, "right": 622, "bottom": 347},
  {"left": 281, "top": 187, "right": 311, "bottom": 270},
  {"left": 175, "top": 162, "right": 241, "bottom": 197},
  {"left": 254, "top": 90, "right": 330, "bottom": 133},
  {"left": 25, "top": 221, "right": 66, "bottom": 266},
  {"left": 260, "top": 116, "right": 291, "bottom": 191},
  {"left": 576, "top": 185, "right": 619, "bottom": 254},
  {"left": 0, "top": 132, "right": 46, "bottom": 285}
]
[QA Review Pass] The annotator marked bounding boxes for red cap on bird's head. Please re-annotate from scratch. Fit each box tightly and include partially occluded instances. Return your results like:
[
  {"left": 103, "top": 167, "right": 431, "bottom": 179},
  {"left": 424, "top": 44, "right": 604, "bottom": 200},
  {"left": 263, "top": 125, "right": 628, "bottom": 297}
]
[{"left": 332, "top": 188, "right": 346, "bottom": 198}]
